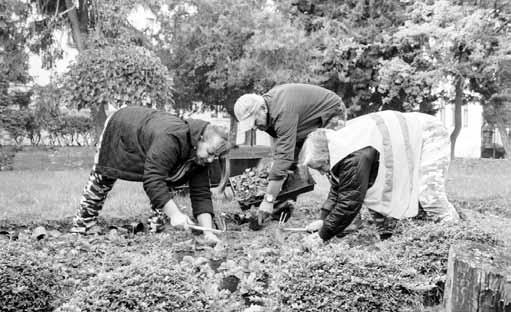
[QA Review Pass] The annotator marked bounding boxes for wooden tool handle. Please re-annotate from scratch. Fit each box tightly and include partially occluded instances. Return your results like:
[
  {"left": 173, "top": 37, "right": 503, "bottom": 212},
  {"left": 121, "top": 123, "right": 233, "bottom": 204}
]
[
  {"left": 187, "top": 224, "right": 224, "bottom": 234},
  {"left": 281, "top": 227, "right": 309, "bottom": 232}
]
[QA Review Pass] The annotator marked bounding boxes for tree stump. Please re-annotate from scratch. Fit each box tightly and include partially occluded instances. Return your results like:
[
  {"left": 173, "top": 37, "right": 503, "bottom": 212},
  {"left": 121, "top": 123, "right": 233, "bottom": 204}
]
[{"left": 444, "top": 242, "right": 511, "bottom": 312}]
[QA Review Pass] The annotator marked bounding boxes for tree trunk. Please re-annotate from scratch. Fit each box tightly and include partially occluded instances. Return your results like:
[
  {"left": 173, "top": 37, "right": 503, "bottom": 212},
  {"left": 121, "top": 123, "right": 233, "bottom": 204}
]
[
  {"left": 450, "top": 77, "right": 464, "bottom": 160},
  {"left": 495, "top": 116, "right": 511, "bottom": 159},
  {"left": 229, "top": 115, "right": 238, "bottom": 145},
  {"left": 65, "top": 0, "right": 84, "bottom": 52},
  {"left": 444, "top": 242, "right": 511, "bottom": 312},
  {"left": 78, "top": 0, "right": 89, "bottom": 34},
  {"left": 93, "top": 103, "right": 107, "bottom": 146}
]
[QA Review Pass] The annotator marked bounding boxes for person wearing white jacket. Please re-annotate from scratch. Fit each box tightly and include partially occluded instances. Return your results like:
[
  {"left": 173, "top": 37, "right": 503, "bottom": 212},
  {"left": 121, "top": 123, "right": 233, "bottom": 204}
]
[{"left": 301, "top": 110, "right": 460, "bottom": 246}]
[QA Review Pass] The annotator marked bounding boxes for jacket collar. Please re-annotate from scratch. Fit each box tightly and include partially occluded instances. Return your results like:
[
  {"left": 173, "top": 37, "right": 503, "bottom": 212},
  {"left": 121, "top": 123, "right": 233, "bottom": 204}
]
[{"left": 185, "top": 119, "right": 210, "bottom": 149}]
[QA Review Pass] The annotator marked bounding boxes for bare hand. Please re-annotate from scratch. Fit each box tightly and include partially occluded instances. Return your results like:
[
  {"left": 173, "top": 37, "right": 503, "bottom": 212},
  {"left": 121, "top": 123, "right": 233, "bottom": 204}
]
[
  {"left": 170, "top": 212, "right": 194, "bottom": 230},
  {"left": 204, "top": 232, "right": 221, "bottom": 245},
  {"left": 302, "top": 232, "right": 324, "bottom": 250},
  {"left": 305, "top": 220, "right": 324, "bottom": 233},
  {"left": 256, "top": 200, "right": 273, "bottom": 225}
]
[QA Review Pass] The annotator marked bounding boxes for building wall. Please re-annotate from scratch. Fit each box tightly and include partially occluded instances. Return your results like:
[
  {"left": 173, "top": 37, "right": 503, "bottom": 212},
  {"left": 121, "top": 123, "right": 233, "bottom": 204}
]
[{"left": 436, "top": 102, "right": 482, "bottom": 158}]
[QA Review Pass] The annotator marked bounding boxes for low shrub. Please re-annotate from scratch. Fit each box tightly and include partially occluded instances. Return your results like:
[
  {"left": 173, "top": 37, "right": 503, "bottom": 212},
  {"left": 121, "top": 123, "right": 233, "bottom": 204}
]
[
  {"left": 277, "top": 220, "right": 501, "bottom": 312},
  {"left": 0, "top": 249, "right": 62, "bottom": 312},
  {"left": 279, "top": 246, "right": 424, "bottom": 312},
  {"left": 62, "top": 255, "right": 211, "bottom": 312},
  {"left": 0, "top": 145, "right": 17, "bottom": 171}
]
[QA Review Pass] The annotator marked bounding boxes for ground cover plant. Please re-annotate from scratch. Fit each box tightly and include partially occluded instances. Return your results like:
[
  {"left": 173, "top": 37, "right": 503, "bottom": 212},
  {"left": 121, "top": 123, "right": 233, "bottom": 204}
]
[{"left": 1, "top": 150, "right": 510, "bottom": 311}]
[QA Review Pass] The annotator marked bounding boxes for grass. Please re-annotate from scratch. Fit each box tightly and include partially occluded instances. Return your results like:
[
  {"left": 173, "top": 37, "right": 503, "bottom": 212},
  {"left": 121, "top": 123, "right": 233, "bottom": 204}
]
[
  {"left": 447, "top": 158, "right": 511, "bottom": 200},
  {"left": 1, "top": 158, "right": 510, "bottom": 223}
]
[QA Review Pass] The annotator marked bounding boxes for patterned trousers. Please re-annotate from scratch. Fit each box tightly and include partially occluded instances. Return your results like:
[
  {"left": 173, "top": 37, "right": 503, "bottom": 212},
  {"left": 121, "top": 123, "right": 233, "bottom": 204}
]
[
  {"left": 72, "top": 170, "right": 169, "bottom": 232},
  {"left": 72, "top": 114, "right": 168, "bottom": 232}
]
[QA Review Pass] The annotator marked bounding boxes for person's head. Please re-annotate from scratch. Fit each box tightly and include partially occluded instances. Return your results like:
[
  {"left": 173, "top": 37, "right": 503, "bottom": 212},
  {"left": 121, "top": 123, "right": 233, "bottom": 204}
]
[
  {"left": 300, "top": 129, "right": 331, "bottom": 174},
  {"left": 234, "top": 93, "right": 268, "bottom": 138},
  {"left": 196, "top": 124, "right": 235, "bottom": 193},
  {"left": 196, "top": 124, "right": 232, "bottom": 165}
]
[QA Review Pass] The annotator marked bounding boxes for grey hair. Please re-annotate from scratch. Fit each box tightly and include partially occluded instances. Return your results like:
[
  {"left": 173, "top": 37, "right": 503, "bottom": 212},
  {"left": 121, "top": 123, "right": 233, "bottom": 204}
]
[
  {"left": 300, "top": 129, "right": 330, "bottom": 169},
  {"left": 203, "top": 124, "right": 237, "bottom": 194}
]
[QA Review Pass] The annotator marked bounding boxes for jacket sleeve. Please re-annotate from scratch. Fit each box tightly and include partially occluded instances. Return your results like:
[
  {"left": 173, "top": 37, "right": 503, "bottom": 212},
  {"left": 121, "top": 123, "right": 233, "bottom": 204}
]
[
  {"left": 318, "top": 151, "right": 374, "bottom": 241},
  {"left": 188, "top": 165, "right": 214, "bottom": 218},
  {"left": 268, "top": 114, "right": 299, "bottom": 180},
  {"left": 143, "top": 135, "right": 179, "bottom": 212},
  {"left": 320, "top": 183, "right": 338, "bottom": 220}
]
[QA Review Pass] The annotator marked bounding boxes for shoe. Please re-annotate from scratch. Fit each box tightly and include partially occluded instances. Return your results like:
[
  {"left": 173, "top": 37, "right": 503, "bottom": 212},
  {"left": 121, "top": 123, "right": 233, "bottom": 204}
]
[
  {"left": 345, "top": 213, "right": 363, "bottom": 232},
  {"left": 70, "top": 217, "right": 98, "bottom": 234}
]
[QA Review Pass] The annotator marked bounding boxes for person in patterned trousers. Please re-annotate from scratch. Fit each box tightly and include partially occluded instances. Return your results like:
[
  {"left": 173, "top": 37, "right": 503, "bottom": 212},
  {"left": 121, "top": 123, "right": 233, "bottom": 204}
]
[{"left": 71, "top": 106, "right": 233, "bottom": 245}]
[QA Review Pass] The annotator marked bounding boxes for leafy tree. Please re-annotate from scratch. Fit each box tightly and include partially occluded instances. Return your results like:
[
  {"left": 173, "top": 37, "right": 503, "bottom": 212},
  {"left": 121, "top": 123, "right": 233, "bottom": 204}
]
[
  {"left": 154, "top": 0, "right": 265, "bottom": 112},
  {"left": 0, "top": 0, "right": 35, "bottom": 146},
  {"left": 276, "top": 0, "right": 441, "bottom": 117},
  {"left": 60, "top": 45, "right": 174, "bottom": 141},
  {"left": 135, "top": 0, "right": 326, "bottom": 113},
  {"left": 28, "top": 0, "right": 155, "bottom": 141},
  {"left": 475, "top": 58, "right": 511, "bottom": 157},
  {"left": 0, "top": 0, "right": 30, "bottom": 105},
  {"left": 228, "top": 6, "right": 325, "bottom": 94},
  {"left": 393, "top": 0, "right": 510, "bottom": 158},
  {"left": 30, "top": 0, "right": 99, "bottom": 55}
]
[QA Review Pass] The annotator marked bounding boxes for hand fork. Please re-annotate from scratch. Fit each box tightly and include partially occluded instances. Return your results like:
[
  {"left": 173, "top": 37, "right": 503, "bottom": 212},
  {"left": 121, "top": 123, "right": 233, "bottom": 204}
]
[
  {"left": 277, "top": 212, "right": 310, "bottom": 232},
  {"left": 278, "top": 212, "right": 288, "bottom": 227}
]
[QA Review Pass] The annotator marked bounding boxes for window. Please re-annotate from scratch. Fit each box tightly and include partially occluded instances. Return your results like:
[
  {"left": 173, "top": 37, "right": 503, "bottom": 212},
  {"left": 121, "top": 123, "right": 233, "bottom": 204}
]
[{"left": 463, "top": 106, "right": 469, "bottom": 127}]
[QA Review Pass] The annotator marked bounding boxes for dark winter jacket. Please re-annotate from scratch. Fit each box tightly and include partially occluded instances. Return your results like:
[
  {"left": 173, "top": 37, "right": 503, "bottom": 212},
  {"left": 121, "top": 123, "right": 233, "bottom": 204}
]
[
  {"left": 318, "top": 146, "right": 380, "bottom": 241},
  {"left": 94, "top": 106, "right": 213, "bottom": 217},
  {"left": 262, "top": 84, "right": 345, "bottom": 180}
]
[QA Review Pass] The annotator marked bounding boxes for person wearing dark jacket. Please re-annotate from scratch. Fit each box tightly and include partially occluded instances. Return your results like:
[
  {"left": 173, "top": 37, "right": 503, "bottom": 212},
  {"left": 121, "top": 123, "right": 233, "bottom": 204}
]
[
  {"left": 300, "top": 111, "right": 460, "bottom": 248},
  {"left": 233, "top": 84, "right": 346, "bottom": 224},
  {"left": 71, "top": 106, "right": 233, "bottom": 243}
]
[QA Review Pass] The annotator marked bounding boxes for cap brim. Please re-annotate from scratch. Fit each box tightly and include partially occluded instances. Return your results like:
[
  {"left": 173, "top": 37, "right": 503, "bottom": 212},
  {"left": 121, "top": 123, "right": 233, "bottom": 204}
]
[{"left": 236, "top": 116, "right": 256, "bottom": 139}]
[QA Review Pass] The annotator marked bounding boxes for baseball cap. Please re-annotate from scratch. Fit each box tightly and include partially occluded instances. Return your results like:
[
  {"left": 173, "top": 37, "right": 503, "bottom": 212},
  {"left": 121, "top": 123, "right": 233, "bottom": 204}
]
[{"left": 234, "top": 94, "right": 261, "bottom": 138}]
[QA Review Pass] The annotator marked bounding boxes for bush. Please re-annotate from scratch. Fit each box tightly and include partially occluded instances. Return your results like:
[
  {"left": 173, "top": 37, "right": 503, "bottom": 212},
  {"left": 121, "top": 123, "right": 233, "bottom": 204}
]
[
  {"left": 276, "top": 220, "right": 501, "bottom": 312},
  {"left": 61, "top": 45, "right": 174, "bottom": 112},
  {"left": 386, "top": 220, "right": 500, "bottom": 277},
  {"left": 63, "top": 255, "right": 211, "bottom": 312},
  {"left": 0, "top": 145, "right": 17, "bottom": 170},
  {"left": 0, "top": 250, "right": 61, "bottom": 312},
  {"left": 279, "top": 247, "right": 424, "bottom": 312},
  {"left": 0, "top": 108, "right": 35, "bottom": 145}
]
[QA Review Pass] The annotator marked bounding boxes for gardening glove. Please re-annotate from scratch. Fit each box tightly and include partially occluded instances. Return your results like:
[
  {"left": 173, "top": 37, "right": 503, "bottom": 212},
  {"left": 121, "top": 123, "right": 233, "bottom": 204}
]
[
  {"left": 170, "top": 212, "right": 194, "bottom": 230},
  {"left": 305, "top": 220, "right": 324, "bottom": 233},
  {"left": 257, "top": 200, "right": 274, "bottom": 225},
  {"left": 302, "top": 232, "right": 324, "bottom": 251}
]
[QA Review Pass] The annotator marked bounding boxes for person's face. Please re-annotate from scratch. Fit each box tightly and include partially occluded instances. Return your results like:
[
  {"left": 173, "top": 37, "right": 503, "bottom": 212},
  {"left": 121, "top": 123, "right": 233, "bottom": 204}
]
[
  {"left": 196, "top": 134, "right": 224, "bottom": 165},
  {"left": 253, "top": 103, "right": 268, "bottom": 130},
  {"left": 311, "top": 159, "right": 330, "bottom": 175},
  {"left": 301, "top": 140, "right": 330, "bottom": 174}
]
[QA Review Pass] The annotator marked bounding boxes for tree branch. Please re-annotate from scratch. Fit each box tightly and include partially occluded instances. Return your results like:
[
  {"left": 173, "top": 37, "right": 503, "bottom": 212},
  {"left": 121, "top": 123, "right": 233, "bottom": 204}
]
[{"left": 63, "top": 0, "right": 84, "bottom": 51}]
